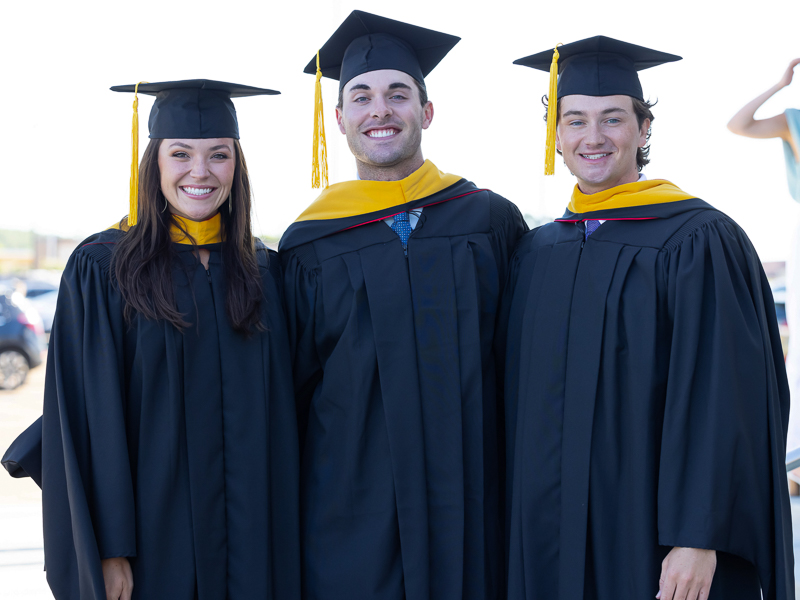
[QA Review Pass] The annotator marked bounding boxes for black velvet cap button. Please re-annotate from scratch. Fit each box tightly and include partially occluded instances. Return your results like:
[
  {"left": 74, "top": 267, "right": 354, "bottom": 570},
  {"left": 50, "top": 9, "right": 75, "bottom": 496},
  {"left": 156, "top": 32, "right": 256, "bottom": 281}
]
[
  {"left": 304, "top": 10, "right": 460, "bottom": 90},
  {"left": 110, "top": 79, "right": 279, "bottom": 139},
  {"left": 514, "top": 36, "right": 681, "bottom": 100}
]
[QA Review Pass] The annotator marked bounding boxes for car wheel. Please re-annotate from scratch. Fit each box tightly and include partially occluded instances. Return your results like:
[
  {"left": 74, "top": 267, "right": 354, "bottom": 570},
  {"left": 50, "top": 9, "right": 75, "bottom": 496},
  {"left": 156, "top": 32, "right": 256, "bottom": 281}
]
[{"left": 0, "top": 350, "right": 30, "bottom": 390}]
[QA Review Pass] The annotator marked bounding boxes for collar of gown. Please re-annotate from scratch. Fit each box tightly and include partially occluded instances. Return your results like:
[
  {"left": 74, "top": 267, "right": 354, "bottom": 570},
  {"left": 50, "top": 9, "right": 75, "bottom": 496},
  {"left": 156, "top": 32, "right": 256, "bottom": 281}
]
[
  {"left": 568, "top": 179, "right": 695, "bottom": 215},
  {"left": 170, "top": 213, "right": 223, "bottom": 245},
  {"left": 293, "top": 159, "right": 463, "bottom": 222},
  {"left": 108, "top": 212, "right": 224, "bottom": 245}
]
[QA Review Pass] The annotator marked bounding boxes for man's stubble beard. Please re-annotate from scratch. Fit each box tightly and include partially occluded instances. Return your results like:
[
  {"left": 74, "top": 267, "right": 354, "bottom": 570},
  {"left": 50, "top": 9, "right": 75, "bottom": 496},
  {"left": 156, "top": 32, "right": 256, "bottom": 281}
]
[{"left": 346, "top": 118, "right": 424, "bottom": 171}]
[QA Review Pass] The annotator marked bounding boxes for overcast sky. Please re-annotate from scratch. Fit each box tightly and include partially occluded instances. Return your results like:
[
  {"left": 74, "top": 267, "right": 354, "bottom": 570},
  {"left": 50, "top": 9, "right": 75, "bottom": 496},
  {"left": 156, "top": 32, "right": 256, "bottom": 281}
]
[{"left": 2, "top": 0, "right": 800, "bottom": 260}]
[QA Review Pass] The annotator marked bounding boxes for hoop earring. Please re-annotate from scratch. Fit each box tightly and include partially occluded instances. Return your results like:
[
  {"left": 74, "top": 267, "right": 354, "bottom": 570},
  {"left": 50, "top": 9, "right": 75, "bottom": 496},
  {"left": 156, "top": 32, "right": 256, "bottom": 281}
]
[
  {"left": 228, "top": 193, "right": 233, "bottom": 214},
  {"left": 162, "top": 196, "right": 168, "bottom": 213}
]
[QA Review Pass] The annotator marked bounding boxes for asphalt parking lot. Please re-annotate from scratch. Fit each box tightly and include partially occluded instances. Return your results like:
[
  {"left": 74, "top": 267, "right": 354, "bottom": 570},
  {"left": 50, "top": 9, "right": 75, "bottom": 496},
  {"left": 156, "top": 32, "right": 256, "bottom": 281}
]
[{"left": 0, "top": 361, "right": 51, "bottom": 598}]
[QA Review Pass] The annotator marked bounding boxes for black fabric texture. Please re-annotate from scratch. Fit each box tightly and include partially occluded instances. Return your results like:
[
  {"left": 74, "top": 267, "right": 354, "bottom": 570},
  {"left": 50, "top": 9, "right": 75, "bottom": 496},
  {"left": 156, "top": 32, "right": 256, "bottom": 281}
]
[
  {"left": 498, "top": 198, "right": 794, "bottom": 599},
  {"left": 3, "top": 229, "right": 300, "bottom": 600},
  {"left": 302, "top": 10, "right": 460, "bottom": 88},
  {"left": 281, "top": 181, "right": 527, "bottom": 600}
]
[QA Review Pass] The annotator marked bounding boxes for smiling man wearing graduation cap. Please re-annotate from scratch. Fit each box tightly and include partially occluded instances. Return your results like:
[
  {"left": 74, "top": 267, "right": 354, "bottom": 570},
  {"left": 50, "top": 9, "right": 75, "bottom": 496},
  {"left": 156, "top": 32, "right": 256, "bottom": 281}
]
[
  {"left": 499, "top": 37, "right": 794, "bottom": 599},
  {"left": 279, "top": 10, "right": 527, "bottom": 600}
]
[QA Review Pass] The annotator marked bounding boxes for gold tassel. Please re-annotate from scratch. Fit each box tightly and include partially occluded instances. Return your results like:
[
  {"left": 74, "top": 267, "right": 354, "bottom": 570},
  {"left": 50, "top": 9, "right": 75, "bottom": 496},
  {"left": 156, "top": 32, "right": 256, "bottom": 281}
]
[
  {"left": 312, "top": 51, "right": 329, "bottom": 189},
  {"left": 544, "top": 45, "right": 561, "bottom": 176},
  {"left": 128, "top": 81, "right": 148, "bottom": 226}
]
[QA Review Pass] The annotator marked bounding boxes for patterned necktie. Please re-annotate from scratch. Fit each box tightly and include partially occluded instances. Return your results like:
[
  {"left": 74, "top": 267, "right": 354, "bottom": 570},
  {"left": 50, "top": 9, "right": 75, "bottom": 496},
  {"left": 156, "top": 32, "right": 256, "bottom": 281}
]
[
  {"left": 392, "top": 211, "right": 412, "bottom": 252},
  {"left": 585, "top": 219, "right": 601, "bottom": 240}
]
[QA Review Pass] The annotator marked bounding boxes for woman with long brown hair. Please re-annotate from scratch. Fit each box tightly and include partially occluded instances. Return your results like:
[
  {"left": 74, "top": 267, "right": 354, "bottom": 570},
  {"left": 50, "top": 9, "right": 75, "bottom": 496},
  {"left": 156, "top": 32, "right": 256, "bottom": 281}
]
[{"left": 2, "top": 80, "right": 300, "bottom": 600}]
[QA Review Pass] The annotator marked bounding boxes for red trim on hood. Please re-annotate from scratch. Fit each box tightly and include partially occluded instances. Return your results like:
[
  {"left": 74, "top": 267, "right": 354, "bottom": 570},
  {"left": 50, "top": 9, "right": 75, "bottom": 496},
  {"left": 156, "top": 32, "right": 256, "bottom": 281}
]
[{"left": 555, "top": 217, "right": 659, "bottom": 223}]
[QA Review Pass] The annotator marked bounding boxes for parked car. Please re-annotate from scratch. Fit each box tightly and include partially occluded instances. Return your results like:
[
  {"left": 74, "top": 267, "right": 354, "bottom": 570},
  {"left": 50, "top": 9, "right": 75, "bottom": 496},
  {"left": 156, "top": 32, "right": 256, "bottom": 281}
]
[
  {"left": 27, "top": 289, "right": 58, "bottom": 333},
  {"left": 0, "top": 289, "right": 45, "bottom": 390},
  {"left": 0, "top": 276, "right": 60, "bottom": 334},
  {"left": 24, "top": 279, "right": 58, "bottom": 298}
]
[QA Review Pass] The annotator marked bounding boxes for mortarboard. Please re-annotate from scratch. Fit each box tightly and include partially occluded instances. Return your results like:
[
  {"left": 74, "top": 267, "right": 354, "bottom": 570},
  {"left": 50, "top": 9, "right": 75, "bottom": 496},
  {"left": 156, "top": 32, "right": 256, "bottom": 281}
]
[
  {"left": 306, "top": 11, "right": 460, "bottom": 188},
  {"left": 111, "top": 79, "right": 279, "bottom": 225},
  {"left": 111, "top": 79, "right": 279, "bottom": 139},
  {"left": 513, "top": 36, "right": 681, "bottom": 175},
  {"left": 304, "top": 11, "right": 460, "bottom": 90}
]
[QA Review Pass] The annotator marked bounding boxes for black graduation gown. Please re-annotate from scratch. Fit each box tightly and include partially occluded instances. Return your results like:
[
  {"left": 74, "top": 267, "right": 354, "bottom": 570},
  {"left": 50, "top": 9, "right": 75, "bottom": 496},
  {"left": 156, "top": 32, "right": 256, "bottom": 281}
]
[
  {"left": 280, "top": 179, "right": 527, "bottom": 600},
  {"left": 498, "top": 198, "right": 794, "bottom": 599},
  {"left": 3, "top": 229, "right": 300, "bottom": 600},
  {"left": 4, "top": 417, "right": 43, "bottom": 486}
]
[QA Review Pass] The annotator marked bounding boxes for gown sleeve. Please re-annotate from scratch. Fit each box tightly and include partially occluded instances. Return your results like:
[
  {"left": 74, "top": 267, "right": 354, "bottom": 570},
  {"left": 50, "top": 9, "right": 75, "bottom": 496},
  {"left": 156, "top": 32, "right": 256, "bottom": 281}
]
[
  {"left": 261, "top": 249, "right": 302, "bottom": 599},
  {"left": 487, "top": 194, "right": 528, "bottom": 288},
  {"left": 494, "top": 228, "right": 538, "bottom": 556},
  {"left": 488, "top": 193, "right": 529, "bottom": 459},
  {"left": 2, "top": 416, "right": 43, "bottom": 487},
  {"left": 280, "top": 246, "right": 323, "bottom": 445},
  {"left": 658, "top": 214, "right": 793, "bottom": 599},
  {"left": 41, "top": 242, "right": 137, "bottom": 599}
]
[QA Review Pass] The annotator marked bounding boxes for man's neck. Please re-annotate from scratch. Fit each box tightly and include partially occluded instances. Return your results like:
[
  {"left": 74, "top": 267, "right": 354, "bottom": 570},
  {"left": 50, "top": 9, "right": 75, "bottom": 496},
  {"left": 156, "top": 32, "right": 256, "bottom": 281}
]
[
  {"left": 576, "top": 171, "right": 642, "bottom": 195},
  {"left": 355, "top": 154, "right": 425, "bottom": 182}
]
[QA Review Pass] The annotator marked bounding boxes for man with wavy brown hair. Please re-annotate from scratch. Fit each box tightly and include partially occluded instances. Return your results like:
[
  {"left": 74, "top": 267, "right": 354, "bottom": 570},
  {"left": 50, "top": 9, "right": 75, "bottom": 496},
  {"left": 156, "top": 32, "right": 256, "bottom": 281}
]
[{"left": 501, "top": 36, "right": 794, "bottom": 600}]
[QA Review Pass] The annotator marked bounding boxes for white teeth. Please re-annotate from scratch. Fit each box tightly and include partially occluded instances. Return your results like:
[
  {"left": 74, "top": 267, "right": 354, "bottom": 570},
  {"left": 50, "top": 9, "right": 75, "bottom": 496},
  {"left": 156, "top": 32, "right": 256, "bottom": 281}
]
[
  {"left": 368, "top": 129, "right": 396, "bottom": 138},
  {"left": 183, "top": 187, "right": 213, "bottom": 196},
  {"left": 583, "top": 153, "right": 609, "bottom": 160}
]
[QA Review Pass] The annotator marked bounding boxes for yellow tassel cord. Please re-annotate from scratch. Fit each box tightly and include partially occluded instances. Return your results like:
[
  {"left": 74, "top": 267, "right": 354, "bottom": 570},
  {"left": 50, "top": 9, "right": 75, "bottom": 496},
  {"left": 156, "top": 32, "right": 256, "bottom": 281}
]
[
  {"left": 128, "top": 81, "right": 148, "bottom": 226},
  {"left": 312, "top": 51, "right": 329, "bottom": 189},
  {"left": 544, "top": 45, "right": 561, "bottom": 176}
]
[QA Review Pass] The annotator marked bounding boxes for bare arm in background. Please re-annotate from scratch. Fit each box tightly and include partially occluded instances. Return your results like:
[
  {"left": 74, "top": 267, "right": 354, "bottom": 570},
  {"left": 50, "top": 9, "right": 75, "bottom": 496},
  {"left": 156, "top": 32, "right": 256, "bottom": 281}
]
[{"left": 727, "top": 58, "right": 800, "bottom": 153}]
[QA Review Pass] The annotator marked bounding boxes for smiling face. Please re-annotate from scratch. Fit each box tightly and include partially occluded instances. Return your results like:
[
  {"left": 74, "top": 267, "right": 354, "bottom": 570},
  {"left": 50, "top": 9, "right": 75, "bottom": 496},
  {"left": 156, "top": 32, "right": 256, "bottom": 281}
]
[
  {"left": 556, "top": 95, "right": 649, "bottom": 195},
  {"left": 157, "top": 138, "right": 236, "bottom": 221},
  {"left": 335, "top": 69, "right": 433, "bottom": 181}
]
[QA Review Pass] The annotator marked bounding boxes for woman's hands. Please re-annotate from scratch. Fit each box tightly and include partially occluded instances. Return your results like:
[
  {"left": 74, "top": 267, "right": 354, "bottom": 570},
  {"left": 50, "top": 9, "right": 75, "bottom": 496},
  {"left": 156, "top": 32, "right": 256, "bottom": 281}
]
[
  {"left": 778, "top": 58, "right": 800, "bottom": 89},
  {"left": 727, "top": 59, "right": 799, "bottom": 141},
  {"left": 102, "top": 557, "right": 133, "bottom": 600}
]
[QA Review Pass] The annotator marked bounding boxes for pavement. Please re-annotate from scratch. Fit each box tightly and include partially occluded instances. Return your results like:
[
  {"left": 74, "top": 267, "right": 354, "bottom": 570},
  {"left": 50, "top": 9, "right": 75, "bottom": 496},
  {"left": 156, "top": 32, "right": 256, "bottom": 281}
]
[
  {"left": 0, "top": 363, "right": 50, "bottom": 599},
  {"left": 1, "top": 361, "right": 800, "bottom": 599}
]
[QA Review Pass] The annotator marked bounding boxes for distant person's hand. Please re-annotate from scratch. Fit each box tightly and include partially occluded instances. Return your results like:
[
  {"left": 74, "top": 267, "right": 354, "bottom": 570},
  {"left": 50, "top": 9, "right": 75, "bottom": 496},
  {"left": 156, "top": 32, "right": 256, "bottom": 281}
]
[
  {"left": 656, "top": 547, "right": 716, "bottom": 600},
  {"left": 779, "top": 58, "right": 800, "bottom": 89},
  {"left": 102, "top": 557, "right": 133, "bottom": 600},
  {"left": 728, "top": 59, "right": 799, "bottom": 141}
]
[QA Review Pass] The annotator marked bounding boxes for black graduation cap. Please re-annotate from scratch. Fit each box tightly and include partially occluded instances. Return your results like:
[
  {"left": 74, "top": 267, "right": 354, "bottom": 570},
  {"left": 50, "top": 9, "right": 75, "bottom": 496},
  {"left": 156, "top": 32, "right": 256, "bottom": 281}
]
[
  {"left": 304, "top": 10, "right": 460, "bottom": 90},
  {"left": 110, "top": 79, "right": 280, "bottom": 139},
  {"left": 513, "top": 36, "right": 681, "bottom": 101}
]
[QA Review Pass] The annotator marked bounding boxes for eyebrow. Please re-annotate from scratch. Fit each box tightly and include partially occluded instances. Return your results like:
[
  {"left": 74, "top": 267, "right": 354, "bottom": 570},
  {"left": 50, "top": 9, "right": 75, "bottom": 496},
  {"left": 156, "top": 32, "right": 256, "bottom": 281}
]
[
  {"left": 347, "top": 82, "right": 413, "bottom": 93},
  {"left": 562, "top": 107, "right": 629, "bottom": 117},
  {"left": 167, "top": 142, "right": 231, "bottom": 152}
]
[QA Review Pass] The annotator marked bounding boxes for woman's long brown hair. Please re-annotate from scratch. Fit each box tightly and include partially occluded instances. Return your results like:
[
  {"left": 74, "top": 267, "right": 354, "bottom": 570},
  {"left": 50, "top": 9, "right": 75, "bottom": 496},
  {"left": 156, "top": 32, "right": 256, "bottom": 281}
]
[{"left": 111, "top": 138, "right": 265, "bottom": 333}]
